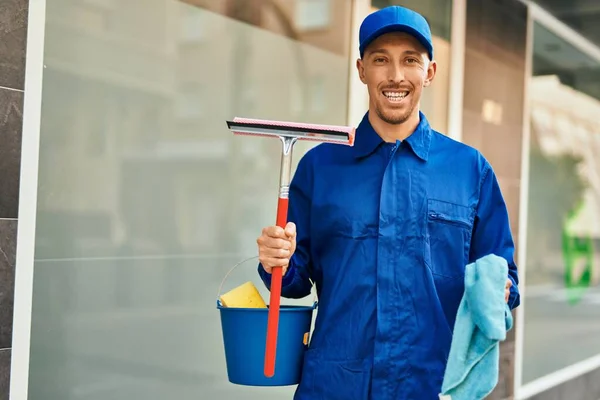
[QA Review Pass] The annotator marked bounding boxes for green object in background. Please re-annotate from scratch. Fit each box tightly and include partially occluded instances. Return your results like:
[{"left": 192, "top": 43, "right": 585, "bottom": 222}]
[{"left": 562, "top": 206, "right": 594, "bottom": 305}]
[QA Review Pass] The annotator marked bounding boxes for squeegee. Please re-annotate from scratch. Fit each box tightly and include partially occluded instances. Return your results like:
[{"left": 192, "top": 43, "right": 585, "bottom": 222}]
[{"left": 226, "top": 117, "right": 355, "bottom": 378}]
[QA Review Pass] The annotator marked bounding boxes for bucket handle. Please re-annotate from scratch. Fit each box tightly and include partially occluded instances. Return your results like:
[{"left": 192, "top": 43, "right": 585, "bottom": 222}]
[{"left": 216, "top": 255, "right": 317, "bottom": 308}]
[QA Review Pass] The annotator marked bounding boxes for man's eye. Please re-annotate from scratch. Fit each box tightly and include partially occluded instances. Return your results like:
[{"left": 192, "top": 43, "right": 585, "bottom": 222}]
[
  {"left": 406, "top": 58, "right": 418, "bottom": 64},
  {"left": 374, "top": 57, "right": 386, "bottom": 63}
]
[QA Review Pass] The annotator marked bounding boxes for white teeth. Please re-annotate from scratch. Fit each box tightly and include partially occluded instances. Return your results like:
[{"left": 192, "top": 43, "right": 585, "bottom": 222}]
[{"left": 383, "top": 91, "right": 408, "bottom": 101}]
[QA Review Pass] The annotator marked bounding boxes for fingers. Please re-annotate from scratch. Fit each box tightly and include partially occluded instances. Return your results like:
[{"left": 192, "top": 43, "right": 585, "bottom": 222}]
[
  {"left": 257, "top": 224, "right": 297, "bottom": 275},
  {"left": 505, "top": 279, "right": 512, "bottom": 303},
  {"left": 284, "top": 222, "right": 296, "bottom": 238},
  {"left": 285, "top": 222, "right": 297, "bottom": 255},
  {"left": 261, "top": 225, "right": 288, "bottom": 239},
  {"left": 259, "top": 254, "right": 290, "bottom": 274},
  {"left": 260, "top": 237, "right": 292, "bottom": 253}
]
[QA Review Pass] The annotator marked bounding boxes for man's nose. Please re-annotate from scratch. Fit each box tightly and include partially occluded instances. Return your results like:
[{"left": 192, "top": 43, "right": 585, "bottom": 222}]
[{"left": 388, "top": 63, "right": 405, "bottom": 82}]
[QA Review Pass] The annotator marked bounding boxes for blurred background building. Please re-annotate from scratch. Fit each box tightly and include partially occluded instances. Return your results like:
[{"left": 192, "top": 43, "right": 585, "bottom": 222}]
[{"left": 0, "top": 0, "right": 599, "bottom": 399}]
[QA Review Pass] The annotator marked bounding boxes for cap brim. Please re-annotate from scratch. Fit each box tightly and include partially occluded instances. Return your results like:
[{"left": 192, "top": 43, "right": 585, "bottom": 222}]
[{"left": 360, "top": 24, "right": 433, "bottom": 59}]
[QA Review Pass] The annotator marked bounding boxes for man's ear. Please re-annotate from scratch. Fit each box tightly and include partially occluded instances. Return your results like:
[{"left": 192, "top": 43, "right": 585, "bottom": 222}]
[
  {"left": 356, "top": 58, "right": 367, "bottom": 84},
  {"left": 423, "top": 59, "right": 437, "bottom": 87}
]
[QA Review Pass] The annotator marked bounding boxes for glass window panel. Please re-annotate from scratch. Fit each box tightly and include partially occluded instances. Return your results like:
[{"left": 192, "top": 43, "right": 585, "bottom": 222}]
[
  {"left": 295, "top": 0, "right": 332, "bottom": 31},
  {"left": 523, "top": 21, "right": 600, "bottom": 384},
  {"left": 531, "top": 0, "right": 600, "bottom": 48},
  {"left": 28, "top": 0, "right": 354, "bottom": 399}
]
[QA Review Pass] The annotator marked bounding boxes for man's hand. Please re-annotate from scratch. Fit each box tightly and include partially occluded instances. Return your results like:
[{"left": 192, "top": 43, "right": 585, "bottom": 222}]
[
  {"left": 505, "top": 279, "right": 512, "bottom": 303},
  {"left": 257, "top": 222, "right": 297, "bottom": 276}
]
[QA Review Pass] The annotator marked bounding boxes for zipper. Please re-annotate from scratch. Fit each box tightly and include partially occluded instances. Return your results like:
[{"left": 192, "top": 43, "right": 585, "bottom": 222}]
[{"left": 428, "top": 212, "right": 471, "bottom": 229}]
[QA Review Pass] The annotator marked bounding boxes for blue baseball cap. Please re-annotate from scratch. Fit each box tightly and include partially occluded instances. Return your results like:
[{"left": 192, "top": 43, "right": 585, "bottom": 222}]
[{"left": 359, "top": 6, "right": 434, "bottom": 60}]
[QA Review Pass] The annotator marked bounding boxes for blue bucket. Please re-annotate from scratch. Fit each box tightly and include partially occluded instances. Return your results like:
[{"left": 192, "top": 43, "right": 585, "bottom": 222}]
[{"left": 217, "top": 300, "right": 317, "bottom": 386}]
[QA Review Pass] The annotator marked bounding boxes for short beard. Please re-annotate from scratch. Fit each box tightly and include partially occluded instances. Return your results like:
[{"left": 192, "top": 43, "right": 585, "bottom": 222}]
[{"left": 375, "top": 105, "right": 414, "bottom": 125}]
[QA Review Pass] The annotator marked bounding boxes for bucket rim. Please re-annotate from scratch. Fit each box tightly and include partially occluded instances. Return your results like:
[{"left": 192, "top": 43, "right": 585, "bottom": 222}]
[
  {"left": 216, "top": 256, "right": 318, "bottom": 313},
  {"left": 217, "top": 300, "right": 318, "bottom": 311}
]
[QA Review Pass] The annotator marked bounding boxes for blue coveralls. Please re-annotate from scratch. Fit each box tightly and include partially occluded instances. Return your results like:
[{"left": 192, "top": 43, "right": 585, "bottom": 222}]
[{"left": 258, "top": 111, "right": 520, "bottom": 400}]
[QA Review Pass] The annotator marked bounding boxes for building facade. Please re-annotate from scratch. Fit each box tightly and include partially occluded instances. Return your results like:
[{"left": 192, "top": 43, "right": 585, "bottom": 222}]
[{"left": 1, "top": 0, "right": 599, "bottom": 399}]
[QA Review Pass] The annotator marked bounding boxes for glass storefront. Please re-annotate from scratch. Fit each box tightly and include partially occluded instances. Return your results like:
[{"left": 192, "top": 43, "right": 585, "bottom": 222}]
[
  {"left": 522, "top": 20, "right": 600, "bottom": 384},
  {"left": 30, "top": 0, "right": 600, "bottom": 397},
  {"left": 531, "top": 0, "right": 600, "bottom": 48},
  {"left": 28, "top": 1, "right": 353, "bottom": 399},
  {"left": 23, "top": 1, "right": 459, "bottom": 398}
]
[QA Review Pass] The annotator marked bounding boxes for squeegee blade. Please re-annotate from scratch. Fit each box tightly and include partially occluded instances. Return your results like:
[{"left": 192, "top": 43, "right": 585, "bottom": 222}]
[{"left": 225, "top": 118, "right": 355, "bottom": 146}]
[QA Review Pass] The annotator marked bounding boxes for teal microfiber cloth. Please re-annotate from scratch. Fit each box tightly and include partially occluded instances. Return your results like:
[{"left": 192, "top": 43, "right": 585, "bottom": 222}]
[{"left": 439, "top": 254, "right": 513, "bottom": 400}]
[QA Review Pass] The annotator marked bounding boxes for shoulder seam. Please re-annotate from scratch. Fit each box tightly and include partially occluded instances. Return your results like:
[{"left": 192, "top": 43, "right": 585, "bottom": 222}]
[{"left": 478, "top": 159, "right": 491, "bottom": 198}]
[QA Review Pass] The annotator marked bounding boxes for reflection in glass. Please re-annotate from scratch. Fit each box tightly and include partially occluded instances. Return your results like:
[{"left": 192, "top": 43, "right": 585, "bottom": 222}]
[
  {"left": 523, "top": 22, "right": 600, "bottom": 384},
  {"left": 28, "top": 0, "right": 353, "bottom": 398},
  {"left": 529, "top": 0, "right": 600, "bottom": 48}
]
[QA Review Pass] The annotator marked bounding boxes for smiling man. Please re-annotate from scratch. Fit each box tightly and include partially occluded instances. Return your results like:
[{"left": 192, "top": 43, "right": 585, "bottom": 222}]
[{"left": 256, "top": 5, "right": 520, "bottom": 400}]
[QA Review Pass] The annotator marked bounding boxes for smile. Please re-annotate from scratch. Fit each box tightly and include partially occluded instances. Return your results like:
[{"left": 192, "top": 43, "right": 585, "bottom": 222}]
[{"left": 383, "top": 90, "right": 409, "bottom": 102}]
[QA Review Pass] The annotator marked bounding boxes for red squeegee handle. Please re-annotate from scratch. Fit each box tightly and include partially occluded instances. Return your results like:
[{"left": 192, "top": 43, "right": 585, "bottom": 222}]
[{"left": 264, "top": 196, "right": 289, "bottom": 378}]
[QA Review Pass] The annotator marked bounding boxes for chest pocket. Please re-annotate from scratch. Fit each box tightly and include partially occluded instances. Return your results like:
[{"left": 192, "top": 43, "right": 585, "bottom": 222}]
[{"left": 424, "top": 199, "right": 474, "bottom": 279}]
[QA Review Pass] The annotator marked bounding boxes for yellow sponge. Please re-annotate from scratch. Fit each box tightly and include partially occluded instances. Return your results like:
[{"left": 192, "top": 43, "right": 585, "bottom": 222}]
[{"left": 219, "top": 281, "right": 268, "bottom": 308}]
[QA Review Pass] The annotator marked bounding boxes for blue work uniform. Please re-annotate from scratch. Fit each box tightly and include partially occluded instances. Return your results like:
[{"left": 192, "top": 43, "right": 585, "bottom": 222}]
[{"left": 258, "top": 111, "right": 520, "bottom": 400}]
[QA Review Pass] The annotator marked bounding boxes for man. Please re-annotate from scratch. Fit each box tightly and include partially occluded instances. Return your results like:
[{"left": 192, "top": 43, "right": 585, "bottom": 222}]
[{"left": 256, "top": 5, "right": 520, "bottom": 400}]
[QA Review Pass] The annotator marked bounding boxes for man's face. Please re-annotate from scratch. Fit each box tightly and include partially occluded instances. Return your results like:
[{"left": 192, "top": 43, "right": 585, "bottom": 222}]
[{"left": 357, "top": 32, "right": 436, "bottom": 125}]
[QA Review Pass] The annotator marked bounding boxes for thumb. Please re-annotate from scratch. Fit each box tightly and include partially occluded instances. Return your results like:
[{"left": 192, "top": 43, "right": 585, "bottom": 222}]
[{"left": 285, "top": 222, "right": 296, "bottom": 238}]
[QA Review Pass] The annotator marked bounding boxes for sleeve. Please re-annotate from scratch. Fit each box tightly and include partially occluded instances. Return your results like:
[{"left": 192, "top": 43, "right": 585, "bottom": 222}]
[
  {"left": 469, "top": 161, "right": 521, "bottom": 310},
  {"left": 257, "top": 152, "right": 314, "bottom": 299}
]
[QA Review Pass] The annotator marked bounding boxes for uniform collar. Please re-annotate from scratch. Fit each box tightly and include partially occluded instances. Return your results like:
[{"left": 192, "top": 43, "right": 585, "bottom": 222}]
[{"left": 352, "top": 111, "right": 432, "bottom": 162}]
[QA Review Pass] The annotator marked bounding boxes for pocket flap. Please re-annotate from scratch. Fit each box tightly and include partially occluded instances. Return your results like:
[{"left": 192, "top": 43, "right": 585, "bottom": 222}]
[{"left": 427, "top": 199, "right": 473, "bottom": 228}]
